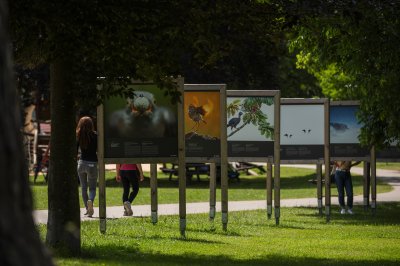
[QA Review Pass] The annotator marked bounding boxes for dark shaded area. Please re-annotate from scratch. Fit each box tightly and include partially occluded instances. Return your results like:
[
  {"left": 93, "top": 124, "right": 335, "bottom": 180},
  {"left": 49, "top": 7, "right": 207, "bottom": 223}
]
[
  {"left": 72, "top": 250, "right": 400, "bottom": 266},
  {"left": 0, "top": 1, "right": 54, "bottom": 265}
]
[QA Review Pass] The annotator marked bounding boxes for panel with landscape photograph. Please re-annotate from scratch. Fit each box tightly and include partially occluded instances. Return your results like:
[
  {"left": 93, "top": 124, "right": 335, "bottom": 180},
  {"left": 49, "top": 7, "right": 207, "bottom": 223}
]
[{"left": 330, "top": 105, "right": 369, "bottom": 158}]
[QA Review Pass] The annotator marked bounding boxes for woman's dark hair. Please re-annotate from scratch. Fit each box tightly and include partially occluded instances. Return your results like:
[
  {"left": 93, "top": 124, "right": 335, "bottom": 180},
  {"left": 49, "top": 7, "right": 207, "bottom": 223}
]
[{"left": 76, "top": 116, "right": 95, "bottom": 150}]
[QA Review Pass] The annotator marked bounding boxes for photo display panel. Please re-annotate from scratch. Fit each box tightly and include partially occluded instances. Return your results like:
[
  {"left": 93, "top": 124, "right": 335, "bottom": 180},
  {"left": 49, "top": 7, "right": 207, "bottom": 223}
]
[
  {"left": 280, "top": 102, "right": 325, "bottom": 160},
  {"left": 330, "top": 104, "right": 369, "bottom": 158},
  {"left": 227, "top": 94, "right": 275, "bottom": 158},
  {"left": 103, "top": 83, "right": 178, "bottom": 158},
  {"left": 184, "top": 89, "right": 221, "bottom": 158}
]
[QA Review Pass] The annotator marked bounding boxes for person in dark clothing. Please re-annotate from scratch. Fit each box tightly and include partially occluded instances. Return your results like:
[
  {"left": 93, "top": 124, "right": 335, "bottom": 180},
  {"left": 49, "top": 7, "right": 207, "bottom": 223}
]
[
  {"left": 76, "top": 116, "right": 98, "bottom": 217},
  {"left": 115, "top": 164, "right": 144, "bottom": 216}
]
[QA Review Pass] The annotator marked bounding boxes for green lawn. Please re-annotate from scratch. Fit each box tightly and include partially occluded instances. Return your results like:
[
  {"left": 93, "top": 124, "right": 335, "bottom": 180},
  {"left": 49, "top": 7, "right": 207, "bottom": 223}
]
[
  {"left": 376, "top": 162, "right": 400, "bottom": 171},
  {"left": 30, "top": 167, "right": 393, "bottom": 210},
  {"left": 38, "top": 203, "right": 400, "bottom": 266}
]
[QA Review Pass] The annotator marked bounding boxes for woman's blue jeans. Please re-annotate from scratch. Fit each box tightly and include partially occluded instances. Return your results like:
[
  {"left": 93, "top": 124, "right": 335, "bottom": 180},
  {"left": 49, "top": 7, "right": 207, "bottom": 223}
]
[
  {"left": 335, "top": 170, "right": 353, "bottom": 209},
  {"left": 77, "top": 160, "right": 98, "bottom": 208}
]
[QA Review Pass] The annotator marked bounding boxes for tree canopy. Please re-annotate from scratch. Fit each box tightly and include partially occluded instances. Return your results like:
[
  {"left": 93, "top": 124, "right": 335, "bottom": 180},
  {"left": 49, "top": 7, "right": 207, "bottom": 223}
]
[{"left": 284, "top": 0, "right": 400, "bottom": 148}]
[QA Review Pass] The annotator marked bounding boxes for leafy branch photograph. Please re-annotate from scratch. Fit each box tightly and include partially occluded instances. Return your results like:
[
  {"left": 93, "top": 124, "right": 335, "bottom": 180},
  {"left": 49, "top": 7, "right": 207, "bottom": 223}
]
[{"left": 227, "top": 97, "right": 274, "bottom": 139}]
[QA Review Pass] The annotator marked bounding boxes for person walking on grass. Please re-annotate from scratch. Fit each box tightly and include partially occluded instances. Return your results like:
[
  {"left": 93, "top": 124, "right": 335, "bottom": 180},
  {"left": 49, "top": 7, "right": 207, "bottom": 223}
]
[
  {"left": 116, "top": 163, "right": 144, "bottom": 216},
  {"left": 76, "top": 116, "right": 98, "bottom": 217},
  {"left": 333, "top": 160, "right": 361, "bottom": 215}
]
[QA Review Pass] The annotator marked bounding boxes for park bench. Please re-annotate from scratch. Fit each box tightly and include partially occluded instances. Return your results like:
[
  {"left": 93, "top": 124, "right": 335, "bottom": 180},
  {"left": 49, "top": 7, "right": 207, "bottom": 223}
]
[
  {"left": 232, "top": 162, "right": 266, "bottom": 175},
  {"left": 160, "top": 163, "right": 240, "bottom": 182},
  {"left": 160, "top": 163, "right": 210, "bottom": 181}
]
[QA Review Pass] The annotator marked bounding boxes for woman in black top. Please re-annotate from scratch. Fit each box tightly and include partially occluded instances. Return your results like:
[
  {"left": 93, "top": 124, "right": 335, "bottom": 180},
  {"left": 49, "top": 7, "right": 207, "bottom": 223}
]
[{"left": 76, "top": 116, "right": 98, "bottom": 217}]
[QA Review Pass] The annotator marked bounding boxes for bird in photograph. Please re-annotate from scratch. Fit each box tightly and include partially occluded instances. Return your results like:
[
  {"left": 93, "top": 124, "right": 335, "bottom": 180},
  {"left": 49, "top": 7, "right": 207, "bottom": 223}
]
[
  {"left": 108, "top": 91, "right": 177, "bottom": 138},
  {"left": 227, "top": 112, "right": 243, "bottom": 130},
  {"left": 302, "top": 129, "right": 306, "bottom": 133},
  {"left": 308, "top": 129, "right": 311, "bottom": 133},
  {"left": 188, "top": 104, "right": 207, "bottom": 132}
]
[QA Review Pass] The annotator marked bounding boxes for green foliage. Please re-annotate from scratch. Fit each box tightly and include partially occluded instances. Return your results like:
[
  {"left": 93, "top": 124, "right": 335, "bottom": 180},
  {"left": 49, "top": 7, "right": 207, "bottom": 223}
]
[
  {"left": 226, "top": 99, "right": 241, "bottom": 118},
  {"left": 277, "top": 52, "right": 321, "bottom": 98},
  {"left": 241, "top": 97, "right": 274, "bottom": 139},
  {"left": 258, "top": 119, "right": 274, "bottom": 139},
  {"left": 10, "top": 1, "right": 322, "bottom": 106},
  {"left": 285, "top": 0, "right": 400, "bottom": 148}
]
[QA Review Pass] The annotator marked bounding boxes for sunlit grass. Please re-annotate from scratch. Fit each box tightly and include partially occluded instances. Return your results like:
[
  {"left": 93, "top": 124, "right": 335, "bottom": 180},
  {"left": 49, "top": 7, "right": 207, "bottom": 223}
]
[
  {"left": 36, "top": 203, "right": 400, "bottom": 266},
  {"left": 30, "top": 166, "right": 393, "bottom": 210},
  {"left": 376, "top": 162, "right": 400, "bottom": 171}
]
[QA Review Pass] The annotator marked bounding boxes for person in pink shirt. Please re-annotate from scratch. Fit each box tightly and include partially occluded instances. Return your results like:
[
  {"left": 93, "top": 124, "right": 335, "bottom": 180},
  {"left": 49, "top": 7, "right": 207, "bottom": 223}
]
[{"left": 116, "top": 164, "right": 144, "bottom": 216}]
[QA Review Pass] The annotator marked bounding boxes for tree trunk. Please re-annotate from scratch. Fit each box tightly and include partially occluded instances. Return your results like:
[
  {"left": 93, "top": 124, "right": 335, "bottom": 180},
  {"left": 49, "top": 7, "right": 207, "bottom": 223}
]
[
  {"left": 0, "top": 1, "right": 54, "bottom": 265},
  {"left": 45, "top": 60, "right": 81, "bottom": 255}
]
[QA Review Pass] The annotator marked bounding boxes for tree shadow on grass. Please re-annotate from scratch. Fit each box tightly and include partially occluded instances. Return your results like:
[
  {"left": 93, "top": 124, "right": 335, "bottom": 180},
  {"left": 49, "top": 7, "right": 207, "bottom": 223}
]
[
  {"left": 62, "top": 245, "right": 400, "bottom": 266},
  {"left": 290, "top": 204, "right": 400, "bottom": 226},
  {"left": 143, "top": 235, "right": 224, "bottom": 245},
  {"left": 185, "top": 227, "right": 245, "bottom": 237}
]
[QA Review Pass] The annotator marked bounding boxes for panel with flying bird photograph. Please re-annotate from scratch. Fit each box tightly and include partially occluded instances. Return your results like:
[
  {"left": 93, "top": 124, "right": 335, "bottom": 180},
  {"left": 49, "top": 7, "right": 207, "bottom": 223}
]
[{"left": 280, "top": 104, "right": 325, "bottom": 160}]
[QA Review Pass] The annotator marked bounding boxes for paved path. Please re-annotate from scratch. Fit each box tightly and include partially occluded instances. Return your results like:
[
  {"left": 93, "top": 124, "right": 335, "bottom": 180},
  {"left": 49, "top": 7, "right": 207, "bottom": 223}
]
[{"left": 33, "top": 166, "right": 400, "bottom": 224}]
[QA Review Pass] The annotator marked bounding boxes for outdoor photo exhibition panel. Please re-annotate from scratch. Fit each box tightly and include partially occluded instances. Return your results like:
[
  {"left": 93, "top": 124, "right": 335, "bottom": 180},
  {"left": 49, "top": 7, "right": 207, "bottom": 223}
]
[
  {"left": 97, "top": 79, "right": 186, "bottom": 235},
  {"left": 280, "top": 99, "right": 327, "bottom": 163},
  {"left": 329, "top": 101, "right": 375, "bottom": 217},
  {"left": 330, "top": 102, "right": 370, "bottom": 160},
  {"left": 227, "top": 90, "right": 280, "bottom": 224},
  {"left": 184, "top": 84, "right": 228, "bottom": 229},
  {"left": 184, "top": 85, "right": 224, "bottom": 161},
  {"left": 280, "top": 98, "right": 329, "bottom": 217}
]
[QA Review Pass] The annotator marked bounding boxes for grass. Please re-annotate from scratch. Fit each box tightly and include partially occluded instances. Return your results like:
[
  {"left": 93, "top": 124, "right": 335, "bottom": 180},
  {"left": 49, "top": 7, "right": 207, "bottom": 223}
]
[
  {"left": 376, "top": 162, "right": 400, "bottom": 171},
  {"left": 30, "top": 166, "right": 393, "bottom": 210},
  {"left": 37, "top": 203, "right": 400, "bottom": 265}
]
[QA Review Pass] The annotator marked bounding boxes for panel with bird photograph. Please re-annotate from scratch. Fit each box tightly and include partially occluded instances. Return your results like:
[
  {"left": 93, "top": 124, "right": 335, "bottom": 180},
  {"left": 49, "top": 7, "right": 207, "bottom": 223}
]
[
  {"left": 280, "top": 104, "right": 324, "bottom": 145},
  {"left": 103, "top": 84, "right": 179, "bottom": 158},
  {"left": 184, "top": 91, "right": 220, "bottom": 140},
  {"left": 226, "top": 96, "right": 274, "bottom": 141}
]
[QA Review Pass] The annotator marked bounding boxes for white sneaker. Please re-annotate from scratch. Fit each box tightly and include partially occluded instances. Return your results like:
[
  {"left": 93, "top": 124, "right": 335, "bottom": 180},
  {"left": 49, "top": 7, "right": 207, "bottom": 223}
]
[
  {"left": 340, "top": 208, "right": 346, "bottom": 214},
  {"left": 87, "top": 200, "right": 94, "bottom": 217},
  {"left": 124, "top": 201, "right": 133, "bottom": 216},
  {"left": 347, "top": 209, "right": 354, "bottom": 215}
]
